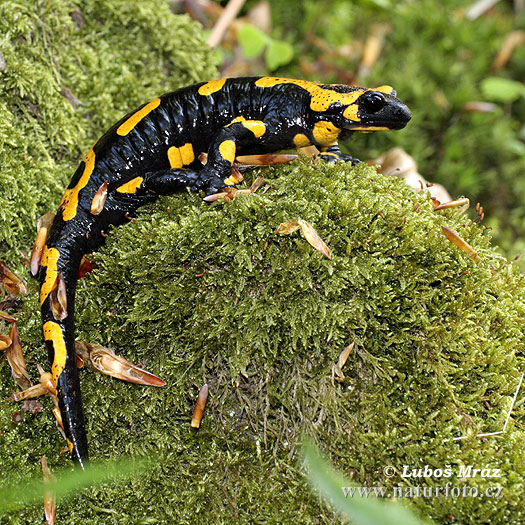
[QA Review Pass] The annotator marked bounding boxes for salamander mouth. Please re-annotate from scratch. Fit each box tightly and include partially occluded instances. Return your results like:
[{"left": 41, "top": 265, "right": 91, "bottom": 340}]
[{"left": 345, "top": 119, "right": 410, "bottom": 131}]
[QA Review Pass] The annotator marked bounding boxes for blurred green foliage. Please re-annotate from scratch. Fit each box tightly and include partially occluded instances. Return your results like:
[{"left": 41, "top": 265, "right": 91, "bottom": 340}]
[
  {"left": 238, "top": 24, "right": 294, "bottom": 70},
  {"left": 267, "top": 0, "right": 525, "bottom": 265},
  {"left": 303, "top": 439, "right": 429, "bottom": 525}
]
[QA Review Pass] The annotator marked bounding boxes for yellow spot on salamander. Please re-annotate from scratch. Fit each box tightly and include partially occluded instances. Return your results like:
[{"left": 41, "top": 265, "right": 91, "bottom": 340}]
[
  {"left": 255, "top": 77, "right": 364, "bottom": 115},
  {"left": 293, "top": 133, "right": 311, "bottom": 148},
  {"left": 242, "top": 120, "right": 266, "bottom": 138},
  {"left": 312, "top": 121, "right": 341, "bottom": 146},
  {"left": 198, "top": 79, "right": 226, "bottom": 96},
  {"left": 343, "top": 104, "right": 359, "bottom": 122},
  {"left": 43, "top": 321, "right": 67, "bottom": 385},
  {"left": 58, "top": 149, "right": 96, "bottom": 221},
  {"left": 116, "top": 98, "right": 161, "bottom": 136},
  {"left": 40, "top": 247, "right": 60, "bottom": 306},
  {"left": 219, "top": 140, "right": 236, "bottom": 164},
  {"left": 227, "top": 116, "right": 266, "bottom": 139},
  {"left": 116, "top": 176, "right": 144, "bottom": 194},
  {"left": 66, "top": 438, "right": 74, "bottom": 453},
  {"left": 167, "top": 143, "right": 195, "bottom": 169},
  {"left": 373, "top": 85, "right": 395, "bottom": 95}
]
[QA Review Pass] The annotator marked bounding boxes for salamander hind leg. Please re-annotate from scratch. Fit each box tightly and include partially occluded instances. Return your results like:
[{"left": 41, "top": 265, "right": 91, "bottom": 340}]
[{"left": 138, "top": 168, "right": 201, "bottom": 195}]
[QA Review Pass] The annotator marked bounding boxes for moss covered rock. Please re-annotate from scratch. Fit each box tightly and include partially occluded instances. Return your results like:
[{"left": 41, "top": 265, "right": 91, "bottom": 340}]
[
  {"left": 4, "top": 159, "right": 525, "bottom": 522},
  {"left": 70, "top": 161, "right": 524, "bottom": 524}
]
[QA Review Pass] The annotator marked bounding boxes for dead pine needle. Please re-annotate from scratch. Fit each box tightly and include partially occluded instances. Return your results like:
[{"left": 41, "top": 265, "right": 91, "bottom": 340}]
[
  {"left": 441, "top": 226, "right": 480, "bottom": 263},
  {"left": 191, "top": 383, "right": 209, "bottom": 429}
]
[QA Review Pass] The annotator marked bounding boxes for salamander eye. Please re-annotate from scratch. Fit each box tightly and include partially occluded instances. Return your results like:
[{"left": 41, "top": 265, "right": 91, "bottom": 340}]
[{"left": 361, "top": 92, "right": 385, "bottom": 113}]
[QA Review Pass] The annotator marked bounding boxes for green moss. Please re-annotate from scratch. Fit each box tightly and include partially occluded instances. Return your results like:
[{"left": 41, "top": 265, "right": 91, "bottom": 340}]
[{"left": 4, "top": 158, "right": 525, "bottom": 522}]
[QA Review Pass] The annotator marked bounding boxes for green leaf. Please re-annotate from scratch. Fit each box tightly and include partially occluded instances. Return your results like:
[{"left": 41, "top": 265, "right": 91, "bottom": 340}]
[
  {"left": 302, "top": 438, "right": 429, "bottom": 525},
  {"left": 0, "top": 458, "right": 151, "bottom": 514},
  {"left": 265, "top": 39, "right": 294, "bottom": 71},
  {"left": 238, "top": 24, "right": 268, "bottom": 59},
  {"left": 481, "top": 77, "right": 525, "bottom": 103}
]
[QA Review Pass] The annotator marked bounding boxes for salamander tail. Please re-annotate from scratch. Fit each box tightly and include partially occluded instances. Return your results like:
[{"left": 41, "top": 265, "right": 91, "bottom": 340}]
[{"left": 40, "top": 243, "right": 89, "bottom": 468}]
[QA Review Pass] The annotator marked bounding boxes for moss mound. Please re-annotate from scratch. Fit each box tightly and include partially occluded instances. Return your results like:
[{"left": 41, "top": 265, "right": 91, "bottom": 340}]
[{"left": 4, "top": 159, "right": 525, "bottom": 522}]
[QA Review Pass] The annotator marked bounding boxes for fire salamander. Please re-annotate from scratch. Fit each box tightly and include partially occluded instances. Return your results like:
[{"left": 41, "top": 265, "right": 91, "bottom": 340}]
[{"left": 38, "top": 77, "right": 411, "bottom": 467}]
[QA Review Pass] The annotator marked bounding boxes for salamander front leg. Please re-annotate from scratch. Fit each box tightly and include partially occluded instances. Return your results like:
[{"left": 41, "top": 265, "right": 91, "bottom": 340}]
[
  {"left": 318, "top": 144, "right": 360, "bottom": 165},
  {"left": 195, "top": 120, "right": 268, "bottom": 196}
]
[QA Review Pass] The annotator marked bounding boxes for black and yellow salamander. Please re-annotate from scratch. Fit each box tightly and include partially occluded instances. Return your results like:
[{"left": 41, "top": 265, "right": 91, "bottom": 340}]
[{"left": 37, "top": 77, "right": 411, "bottom": 467}]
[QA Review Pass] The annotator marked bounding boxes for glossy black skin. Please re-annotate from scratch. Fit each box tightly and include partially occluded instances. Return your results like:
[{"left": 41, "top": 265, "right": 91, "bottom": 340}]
[{"left": 39, "top": 77, "right": 411, "bottom": 467}]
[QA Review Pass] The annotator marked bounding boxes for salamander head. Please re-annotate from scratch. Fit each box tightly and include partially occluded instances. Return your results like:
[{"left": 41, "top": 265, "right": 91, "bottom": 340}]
[
  {"left": 349, "top": 86, "right": 412, "bottom": 131},
  {"left": 313, "top": 84, "right": 411, "bottom": 132}
]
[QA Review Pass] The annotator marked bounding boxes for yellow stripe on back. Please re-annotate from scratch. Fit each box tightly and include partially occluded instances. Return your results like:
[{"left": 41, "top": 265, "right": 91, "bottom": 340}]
[
  {"left": 59, "top": 149, "right": 96, "bottom": 221},
  {"left": 116, "top": 176, "right": 144, "bottom": 194},
  {"left": 198, "top": 79, "right": 226, "bottom": 96},
  {"left": 255, "top": 77, "right": 363, "bottom": 118},
  {"left": 43, "top": 320, "right": 67, "bottom": 385},
  {"left": 117, "top": 98, "right": 161, "bottom": 136},
  {"left": 40, "top": 247, "right": 60, "bottom": 306}
]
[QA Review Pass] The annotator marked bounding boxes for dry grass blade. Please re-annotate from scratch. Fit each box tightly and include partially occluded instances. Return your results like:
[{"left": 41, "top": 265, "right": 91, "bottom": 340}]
[
  {"left": 41, "top": 456, "right": 56, "bottom": 525},
  {"left": 78, "top": 256, "right": 96, "bottom": 279},
  {"left": 203, "top": 186, "right": 239, "bottom": 202},
  {"left": 462, "top": 101, "right": 497, "bottom": 113},
  {"left": 90, "top": 180, "right": 108, "bottom": 215},
  {"left": 235, "top": 154, "right": 298, "bottom": 166},
  {"left": 207, "top": 0, "right": 246, "bottom": 47},
  {"left": 333, "top": 342, "right": 354, "bottom": 382},
  {"left": 492, "top": 30, "right": 525, "bottom": 71},
  {"left": 9, "top": 383, "right": 47, "bottom": 402},
  {"left": 0, "top": 260, "right": 28, "bottom": 295},
  {"left": 433, "top": 198, "right": 470, "bottom": 212},
  {"left": 0, "top": 333, "right": 11, "bottom": 350},
  {"left": 75, "top": 341, "right": 166, "bottom": 386},
  {"left": 441, "top": 226, "right": 480, "bottom": 262},
  {"left": 40, "top": 370, "right": 57, "bottom": 396},
  {"left": 50, "top": 271, "right": 68, "bottom": 321},
  {"left": 297, "top": 220, "right": 331, "bottom": 259},
  {"left": 275, "top": 220, "right": 331, "bottom": 258},
  {"left": 191, "top": 383, "right": 209, "bottom": 428},
  {"left": 358, "top": 23, "right": 390, "bottom": 78},
  {"left": 274, "top": 219, "right": 301, "bottom": 235},
  {"left": 30, "top": 212, "right": 55, "bottom": 276},
  {"left": 229, "top": 167, "right": 244, "bottom": 184},
  {"left": 249, "top": 176, "right": 264, "bottom": 193},
  {"left": 0, "top": 309, "right": 16, "bottom": 322},
  {"left": 338, "top": 342, "right": 354, "bottom": 369},
  {"left": 7, "top": 322, "right": 32, "bottom": 390}
]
